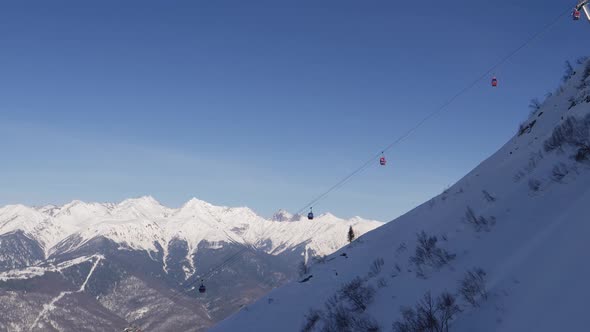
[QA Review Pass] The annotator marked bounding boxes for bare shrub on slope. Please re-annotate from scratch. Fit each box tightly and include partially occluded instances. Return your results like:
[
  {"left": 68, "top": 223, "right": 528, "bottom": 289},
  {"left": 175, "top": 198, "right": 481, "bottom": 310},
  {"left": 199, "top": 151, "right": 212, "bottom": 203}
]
[
  {"left": 368, "top": 258, "right": 384, "bottom": 278},
  {"left": 338, "top": 277, "right": 375, "bottom": 312},
  {"left": 544, "top": 115, "right": 590, "bottom": 162},
  {"left": 305, "top": 286, "right": 380, "bottom": 332},
  {"left": 410, "top": 232, "right": 455, "bottom": 278},
  {"left": 301, "top": 309, "right": 322, "bottom": 332},
  {"left": 458, "top": 268, "right": 488, "bottom": 307},
  {"left": 464, "top": 207, "right": 496, "bottom": 232},
  {"left": 392, "top": 291, "right": 461, "bottom": 332}
]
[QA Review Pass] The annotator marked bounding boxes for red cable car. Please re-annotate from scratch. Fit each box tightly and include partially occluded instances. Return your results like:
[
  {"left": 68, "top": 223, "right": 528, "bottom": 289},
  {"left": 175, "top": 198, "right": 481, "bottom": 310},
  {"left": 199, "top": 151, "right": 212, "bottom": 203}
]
[
  {"left": 573, "top": 9, "right": 581, "bottom": 20},
  {"left": 491, "top": 77, "right": 498, "bottom": 87},
  {"left": 379, "top": 156, "right": 386, "bottom": 166}
]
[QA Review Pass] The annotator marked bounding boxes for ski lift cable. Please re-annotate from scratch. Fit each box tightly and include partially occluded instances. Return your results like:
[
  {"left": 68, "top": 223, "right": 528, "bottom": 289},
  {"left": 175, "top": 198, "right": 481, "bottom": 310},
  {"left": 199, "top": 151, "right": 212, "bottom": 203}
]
[
  {"left": 170, "top": 7, "right": 572, "bottom": 302},
  {"left": 183, "top": 8, "right": 572, "bottom": 298},
  {"left": 294, "top": 6, "right": 571, "bottom": 216}
]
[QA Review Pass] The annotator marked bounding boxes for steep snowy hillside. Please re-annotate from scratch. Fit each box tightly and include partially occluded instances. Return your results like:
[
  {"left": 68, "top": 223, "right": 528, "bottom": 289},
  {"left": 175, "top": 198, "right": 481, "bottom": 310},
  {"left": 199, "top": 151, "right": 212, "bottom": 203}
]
[
  {"left": 211, "top": 59, "right": 590, "bottom": 332},
  {"left": 0, "top": 197, "right": 381, "bottom": 331}
]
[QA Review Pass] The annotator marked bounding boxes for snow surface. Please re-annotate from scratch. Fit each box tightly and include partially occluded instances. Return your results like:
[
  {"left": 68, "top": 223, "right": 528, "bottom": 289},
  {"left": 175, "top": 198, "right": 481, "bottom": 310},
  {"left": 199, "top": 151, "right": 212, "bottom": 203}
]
[{"left": 211, "top": 60, "right": 590, "bottom": 332}]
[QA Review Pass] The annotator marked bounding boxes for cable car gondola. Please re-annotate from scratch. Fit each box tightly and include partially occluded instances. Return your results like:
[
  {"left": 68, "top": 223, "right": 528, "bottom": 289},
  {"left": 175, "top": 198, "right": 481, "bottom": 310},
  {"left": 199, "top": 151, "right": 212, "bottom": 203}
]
[
  {"left": 198, "top": 280, "right": 206, "bottom": 293},
  {"left": 379, "top": 153, "right": 386, "bottom": 166},
  {"left": 307, "top": 208, "right": 314, "bottom": 220},
  {"left": 573, "top": 9, "right": 581, "bottom": 20},
  {"left": 491, "top": 77, "right": 498, "bottom": 87}
]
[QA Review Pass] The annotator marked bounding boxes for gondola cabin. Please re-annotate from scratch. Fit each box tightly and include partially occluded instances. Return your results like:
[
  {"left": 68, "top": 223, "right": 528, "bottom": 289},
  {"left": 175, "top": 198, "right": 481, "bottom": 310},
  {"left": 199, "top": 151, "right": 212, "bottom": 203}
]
[
  {"left": 491, "top": 77, "right": 498, "bottom": 87},
  {"left": 379, "top": 156, "right": 386, "bottom": 166},
  {"left": 574, "top": 9, "right": 582, "bottom": 20}
]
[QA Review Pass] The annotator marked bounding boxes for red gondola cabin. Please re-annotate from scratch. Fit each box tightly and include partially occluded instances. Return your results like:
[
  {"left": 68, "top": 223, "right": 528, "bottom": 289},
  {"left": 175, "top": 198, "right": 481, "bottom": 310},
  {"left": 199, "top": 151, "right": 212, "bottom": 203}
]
[
  {"left": 379, "top": 156, "right": 386, "bottom": 166},
  {"left": 491, "top": 77, "right": 498, "bottom": 87},
  {"left": 573, "top": 9, "right": 581, "bottom": 20}
]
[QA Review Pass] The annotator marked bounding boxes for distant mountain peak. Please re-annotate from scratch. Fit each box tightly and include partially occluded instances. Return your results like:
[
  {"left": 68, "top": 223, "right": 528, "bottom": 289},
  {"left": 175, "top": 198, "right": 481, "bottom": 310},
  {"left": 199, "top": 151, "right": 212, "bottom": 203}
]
[
  {"left": 271, "top": 209, "right": 294, "bottom": 222},
  {"left": 118, "top": 195, "right": 161, "bottom": 207}
]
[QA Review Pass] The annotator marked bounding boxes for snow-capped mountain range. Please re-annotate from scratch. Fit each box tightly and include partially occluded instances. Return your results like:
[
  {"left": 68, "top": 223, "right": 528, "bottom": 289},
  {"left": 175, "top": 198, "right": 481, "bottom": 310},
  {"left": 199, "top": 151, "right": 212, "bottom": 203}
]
[
  {"left": 0, "top": 197, "right": 381, "bottom": 331},
  {"left": 0, "top": 197, "right": 381, "bottom": 262},
  {"left": 212, "top": 59, "right": 590, "bottom": 332}
]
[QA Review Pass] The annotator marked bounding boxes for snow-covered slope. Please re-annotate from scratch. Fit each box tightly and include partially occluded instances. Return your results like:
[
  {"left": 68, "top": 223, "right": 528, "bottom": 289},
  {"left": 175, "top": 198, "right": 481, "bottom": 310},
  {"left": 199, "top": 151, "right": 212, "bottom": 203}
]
[
  {"left": 0, "top": 196, "right": 382, "bottom": 261},
  {"left": 211, "top": 59, "right": 590, "bottom": 332}
]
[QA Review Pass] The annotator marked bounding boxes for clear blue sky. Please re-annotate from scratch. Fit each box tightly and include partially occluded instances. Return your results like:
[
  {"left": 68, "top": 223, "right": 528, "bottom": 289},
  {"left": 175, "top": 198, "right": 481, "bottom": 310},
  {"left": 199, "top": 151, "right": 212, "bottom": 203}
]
[{"left": 0, "top": 0, "right": 586, "bottom": 221}]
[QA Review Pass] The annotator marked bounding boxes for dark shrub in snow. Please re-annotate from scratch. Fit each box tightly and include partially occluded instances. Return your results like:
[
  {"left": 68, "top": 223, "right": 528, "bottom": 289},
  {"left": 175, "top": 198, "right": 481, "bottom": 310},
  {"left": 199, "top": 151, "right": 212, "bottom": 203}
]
[
  {"left": 458, "top": 268, "right": 488, "bottom": 307},
  {"left": 482, "top": 190, "right": 496, "bottom": 202},
  {"left": 551, "top": 163, "right": 571, "bottom": 182},
  {"left": 528, "top": 178, "right": 542, "bottom": 192},
  {"left": 544, "top": 115, "right": 590, "bottom": 162},
  {"left": 528, "top": 98, "right": 542, "bottom": 117},
  {"left": 562, "top": 60, "right": 575, "bottom": 83},
  {"left": 465, "top": 207, "right": 496, "bottom": 232},
  {"left": 410, "top": 231, "right": 455, "bottom": 277},
  {"left": 368, "top": 258, "right": 384, "bottom": 278},
  {"left": 301, "top": 309, "right": 321, "bottom": 332},
  {"left": 338, "top": 277, "right": 375, "bottom": 312},
  {"left": 318, "top": 293, "right": 381, "bottom": 332},
  {"left": 392, "top": 291, "right": 461, "bottom": 332}
]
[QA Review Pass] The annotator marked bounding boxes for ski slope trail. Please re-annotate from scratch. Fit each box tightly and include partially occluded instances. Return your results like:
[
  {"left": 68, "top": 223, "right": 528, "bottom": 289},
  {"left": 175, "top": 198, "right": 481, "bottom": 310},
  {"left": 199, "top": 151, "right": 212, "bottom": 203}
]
[{"left": 29, "top": 255, "right": 103, "bottom": 331}]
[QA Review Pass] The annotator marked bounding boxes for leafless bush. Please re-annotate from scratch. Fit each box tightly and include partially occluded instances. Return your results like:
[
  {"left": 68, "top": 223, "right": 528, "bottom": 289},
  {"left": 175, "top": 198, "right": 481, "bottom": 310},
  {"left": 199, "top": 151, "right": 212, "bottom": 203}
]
[
  {"left": 482, "top": 190, "right": 496, "bottom": 202},
  {"left": 528, "top": 178, "right": 541, "bottom": 192},
  {"left": 458, "top": 268, "right": 488, "bottom": 307},
  {"left": 301, "top": 309, "right": 322, "bottom": 332},
  {"left": 396, "top": 243, "right": 407, "bottom": 255},
  {"left": 528, "top": 98, "right": 542, "bottom": 117},
  {"left": 441, "top": 188, "right": 450, "bottom": 201},
  {"left": 576, "top": 56, "right": 589, "bottom": 65},
  {"left": 568, "top": 96, "right": 577, "bottom": 110},
  {"left": 465, "top": 207, "right": 496, "bottom": 232},
  {"left": 391, "top": 263, "right": 402, "bottom": 278},
  {"left": 563, "top": 60, "right": 575, "bottom": 83},
  {"left": 551, "top": 163, "right": 570, "bottom": 182},
  {"left": 321, "top": 296, "right": 380, "bottom": 332},
  {"left": 544, "top": 116, "right": 590, "bottom": 158},
  {"left": 368, "top": 258, "right": 384, "bottom": 278},
  {"left": 577, "top": 59, "right": 590, "bottom": 89},
  {"left": 392, "top": 291, "right": 461, "bottom": 332},
  {"left": 338, "top": 277, "right": 376, "bottom": 312},
  {"left": 513, "top": 170, "right": 525, "bottom": 182},
  {"left": 377, "top": 277, "right": 388, "bottom": 288},
  {"left": 524, "top": 151, "right": 544, "bottom": 173},
  {"left": 518, "top": 119, "right": 536, "bottom": 136},
  {"left": 410, "top": 231, "right": 455, "bottom": 277}
]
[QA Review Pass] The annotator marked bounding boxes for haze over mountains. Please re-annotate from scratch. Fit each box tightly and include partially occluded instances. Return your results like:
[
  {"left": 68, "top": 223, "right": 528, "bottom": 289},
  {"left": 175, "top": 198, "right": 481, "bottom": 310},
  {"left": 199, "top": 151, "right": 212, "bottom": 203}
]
[{"left": 0, "top": 197, "right": 381, "bottom": 331}]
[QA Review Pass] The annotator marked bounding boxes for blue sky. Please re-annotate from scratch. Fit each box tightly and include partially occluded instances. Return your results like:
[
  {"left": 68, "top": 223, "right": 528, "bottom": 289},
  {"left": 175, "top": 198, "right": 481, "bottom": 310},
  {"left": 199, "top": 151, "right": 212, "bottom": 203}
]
[{"left": 0, "top": 0, "right": 587, "bottom": 221}]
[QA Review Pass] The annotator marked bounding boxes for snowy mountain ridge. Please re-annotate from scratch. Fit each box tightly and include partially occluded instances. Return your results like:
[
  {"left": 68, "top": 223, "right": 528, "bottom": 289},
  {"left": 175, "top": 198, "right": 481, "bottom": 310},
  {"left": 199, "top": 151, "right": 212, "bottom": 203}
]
[
  {"left": 0, "top": 197, "right": 382, "bottom": 259},
  {"left": 211, "top": 59, "right": 590, "bottom": 332}
]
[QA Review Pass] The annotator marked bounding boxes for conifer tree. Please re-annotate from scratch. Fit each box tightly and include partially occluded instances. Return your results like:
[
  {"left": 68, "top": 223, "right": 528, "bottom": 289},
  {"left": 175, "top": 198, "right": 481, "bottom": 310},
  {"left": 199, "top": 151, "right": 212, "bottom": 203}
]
[{"left": 348, "top": 226, "right": 355, "bottom": 243}]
